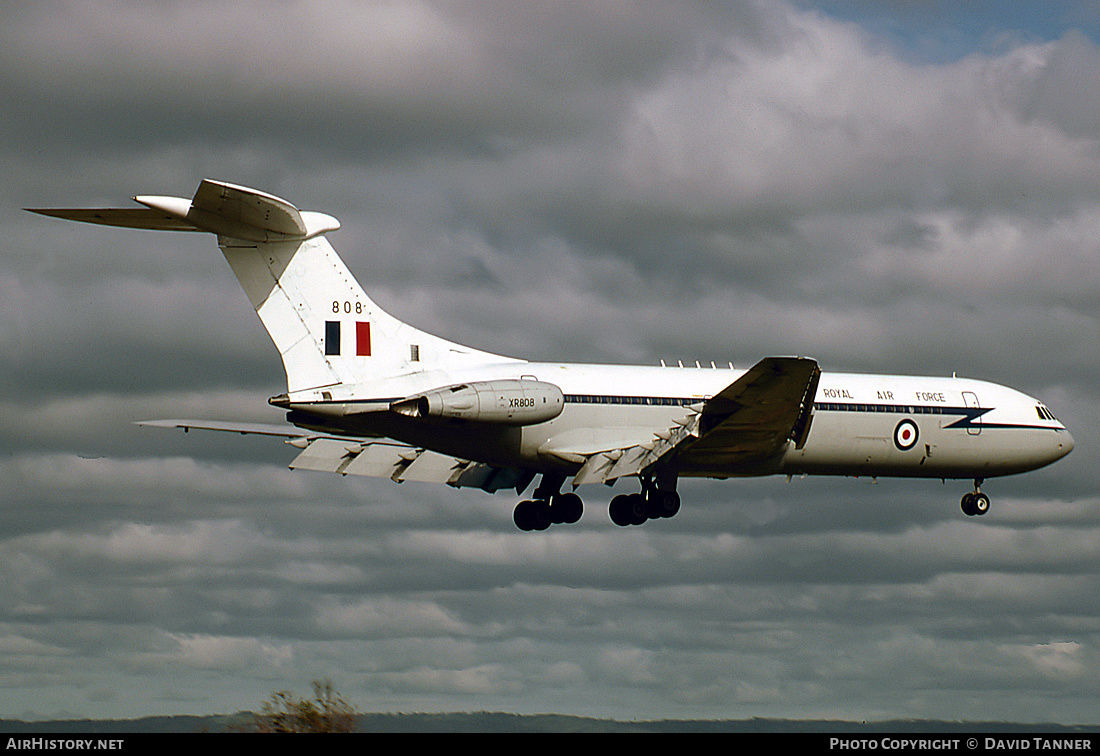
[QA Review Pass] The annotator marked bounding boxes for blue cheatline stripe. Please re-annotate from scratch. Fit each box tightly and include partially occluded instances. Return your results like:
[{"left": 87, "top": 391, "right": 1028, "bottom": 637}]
[
  {"left": 564, "top": 394, "right": 699, "bottom": 407},
  {"left": 815, "top": 401, "right": 953, "bottom": 414}
]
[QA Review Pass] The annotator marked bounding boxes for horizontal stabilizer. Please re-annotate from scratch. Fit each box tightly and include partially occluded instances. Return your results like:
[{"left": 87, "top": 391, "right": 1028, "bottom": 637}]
[
  {"left": 27, "top": 207, "right": 201, "bottom": 232},
  {"left": 28, "top": 179, "right": 340, "bottom": 242}
]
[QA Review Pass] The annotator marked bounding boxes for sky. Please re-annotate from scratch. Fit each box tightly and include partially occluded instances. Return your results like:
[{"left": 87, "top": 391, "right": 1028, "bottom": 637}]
[{"left": 3, "top": 0, "right": 1100, "bottom": 724}]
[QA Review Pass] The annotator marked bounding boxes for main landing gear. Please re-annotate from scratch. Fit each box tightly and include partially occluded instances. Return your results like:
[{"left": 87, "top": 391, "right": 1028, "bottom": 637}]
[
  {"left": 512, "top": 473, "right": 682, "bottom": 531},
  {"left": 513, "top": 474, "right": 583, "bottom": 531},
  {"left": 961, "top": 478, "right": 990, "bottom": 517},
  {"left": 609, "top": 478, "right": 681, "bottom": 527},
  {"left": 513, "top": 492, "right": 583, "bottom": 531}
]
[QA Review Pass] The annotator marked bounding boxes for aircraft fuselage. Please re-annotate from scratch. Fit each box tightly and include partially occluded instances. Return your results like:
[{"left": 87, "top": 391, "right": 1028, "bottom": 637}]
[{"left": 287, "top": 361, "right": 1073, "bottom": 482}]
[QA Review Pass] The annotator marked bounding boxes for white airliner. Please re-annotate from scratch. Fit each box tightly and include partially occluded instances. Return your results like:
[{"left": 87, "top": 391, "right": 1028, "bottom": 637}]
[{"left": 30, "top": 180, "right": 1074, "bottom": 530}]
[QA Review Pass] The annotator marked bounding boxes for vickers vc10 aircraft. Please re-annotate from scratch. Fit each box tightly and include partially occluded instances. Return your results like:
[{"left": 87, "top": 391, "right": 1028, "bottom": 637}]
[{"left": 31, "top": 180, "right": 1074, "bottom": 530}]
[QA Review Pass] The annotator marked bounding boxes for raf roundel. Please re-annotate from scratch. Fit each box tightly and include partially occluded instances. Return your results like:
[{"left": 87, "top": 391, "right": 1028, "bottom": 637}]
[{"left": 894, "top": 419, "right": 919, "bottom": 451}]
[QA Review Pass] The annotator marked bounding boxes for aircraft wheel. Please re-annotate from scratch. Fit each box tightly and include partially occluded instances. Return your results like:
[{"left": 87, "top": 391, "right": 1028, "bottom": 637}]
[
  {"left": 552, "top": 492, "right": 583, "bottom": 524},
  {"left": 961, "top": 491, "right": 991, "bottom": 517},
  {"left": 609, "top": 495, "right": 632, "bottom": 526},
  {"left": 961, "top": 492, "right": 976, "bottom": 516},
  {"left": 973, "top": 492, "right": 990, "bottom": 516},
  {"left": 514, "top": 499, "right": 551, "bottom": 531},
  {"left": 514, "top": 500, "right": 534, "bottom": 530},
  {"left": 610, "top": 494, "right": 647, "bottom": 526},
  {"left": 647, "top": 490, "right": 681, "bottom": 519}
]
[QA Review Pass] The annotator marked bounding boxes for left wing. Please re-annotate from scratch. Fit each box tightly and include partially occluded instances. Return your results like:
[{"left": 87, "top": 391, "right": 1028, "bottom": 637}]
[
  {"left": 676, "top": 355, "right": 820, "bottom": 471},
  {"left": 562, "top": 357, "right": 820, "bottom": 485}
]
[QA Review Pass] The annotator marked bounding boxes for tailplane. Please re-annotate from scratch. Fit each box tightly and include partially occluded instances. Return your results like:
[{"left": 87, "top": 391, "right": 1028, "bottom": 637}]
[{"left": 29, "top": 180, "right": 517, "bottom": 394}]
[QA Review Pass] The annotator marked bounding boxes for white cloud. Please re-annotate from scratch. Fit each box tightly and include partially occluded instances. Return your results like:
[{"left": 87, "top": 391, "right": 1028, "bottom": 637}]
[
  {"left": 315, "top": 596, "right": 470, "bottom": 637},
  {"left": 1008, "top": 641, "right": 1086, "bottom": 680},
  {"left": 138, "top": 633, "right": 294, "bottom": 673}
]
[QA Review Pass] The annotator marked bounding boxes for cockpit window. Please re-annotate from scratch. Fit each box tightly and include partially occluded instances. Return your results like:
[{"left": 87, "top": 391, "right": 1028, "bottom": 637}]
[{"left": 1037, "top": 405, "right": 1058, "bottom": 422}]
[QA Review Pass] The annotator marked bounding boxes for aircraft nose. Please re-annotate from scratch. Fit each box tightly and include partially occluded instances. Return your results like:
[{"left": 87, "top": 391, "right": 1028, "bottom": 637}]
[
  {"left": 1045, "top": 426, "right": 1074, "bottom": 466},
  {"left": 1059, "top": 429, "right": 1075, "bottom": 458}
]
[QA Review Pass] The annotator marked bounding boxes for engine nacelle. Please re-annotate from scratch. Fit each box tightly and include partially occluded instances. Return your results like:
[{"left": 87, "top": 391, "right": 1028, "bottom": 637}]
[{"left": 391, "top": 379, "right": 565, "bottom": 425}]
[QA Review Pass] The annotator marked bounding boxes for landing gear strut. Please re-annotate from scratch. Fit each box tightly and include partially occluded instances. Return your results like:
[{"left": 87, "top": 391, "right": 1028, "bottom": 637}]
[
  {"left": 961, "top": 478, "right": 990, "bottom": 516},
  {"left": 513, "top": 474, "right": 583, "bottom": 531}
]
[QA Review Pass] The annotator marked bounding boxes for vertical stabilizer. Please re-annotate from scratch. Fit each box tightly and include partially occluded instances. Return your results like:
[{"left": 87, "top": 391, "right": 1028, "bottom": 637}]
[
  {"left": 218, "top": 235, "right": 351, "bottom": 393},
  {"left": 29, "top": 179, "right": 519, "bottom": 395}
]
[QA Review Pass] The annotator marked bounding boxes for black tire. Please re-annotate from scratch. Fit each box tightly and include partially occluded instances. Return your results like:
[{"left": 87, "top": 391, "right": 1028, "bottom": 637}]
[
  {"left": 514, "top": 500, "right": 535, "bottom": 530},
  {"left": 609, "top": 495, "right": 634, "bottom": 527},
  {"left": 553, "top": 492, "right": 583, "bottom": 524},
  {"left": 648, "top": 490, "right": 680, "bottom": 519},
  {"left": 961, "top": 492, "right": 976, "bottom": 516},
  {"left": 514, "top": 499, "right": 551, "bottom": 531}
]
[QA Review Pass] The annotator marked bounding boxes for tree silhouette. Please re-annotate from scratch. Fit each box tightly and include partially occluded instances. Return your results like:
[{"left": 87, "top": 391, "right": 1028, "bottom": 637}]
[{"left": 253, "top": 679, "right": 358, "bottom": 733}]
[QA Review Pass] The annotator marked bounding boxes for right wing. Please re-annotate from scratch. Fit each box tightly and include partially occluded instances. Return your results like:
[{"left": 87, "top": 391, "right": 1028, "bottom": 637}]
[
  {"left": 290, "top": 438, "right": 533, "bottom": 492},
  {"left": 137, "top": 419, "right": 535, "bottom": 494}
]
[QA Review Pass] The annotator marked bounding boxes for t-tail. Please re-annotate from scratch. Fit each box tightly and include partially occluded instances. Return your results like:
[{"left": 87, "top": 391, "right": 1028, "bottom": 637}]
[{"left": 30, "top": 180, "right": 518, "bottom": 400}]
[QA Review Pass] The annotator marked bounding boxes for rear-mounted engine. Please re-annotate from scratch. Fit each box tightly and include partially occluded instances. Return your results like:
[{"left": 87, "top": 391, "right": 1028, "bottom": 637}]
[{"left": 391, "top": 379, "right": 564, "bottom": 425}]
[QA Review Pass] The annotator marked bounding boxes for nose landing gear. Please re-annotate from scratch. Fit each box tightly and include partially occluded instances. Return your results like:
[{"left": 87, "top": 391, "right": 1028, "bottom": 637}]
[{"left": 961, "top": 479, "right": 990, "bottom": 516}]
